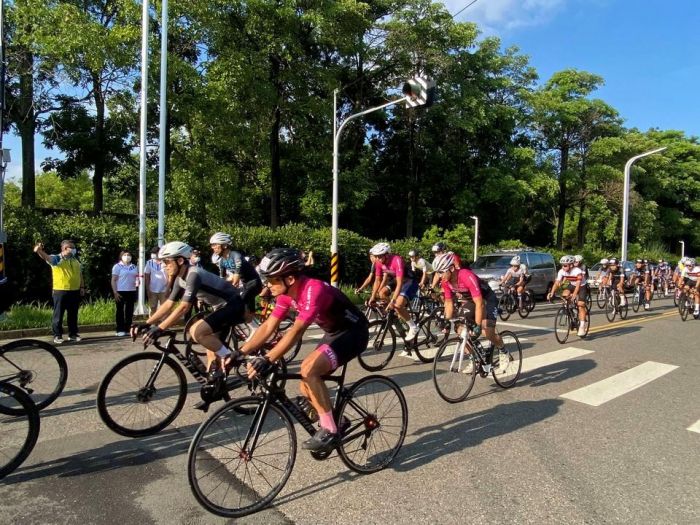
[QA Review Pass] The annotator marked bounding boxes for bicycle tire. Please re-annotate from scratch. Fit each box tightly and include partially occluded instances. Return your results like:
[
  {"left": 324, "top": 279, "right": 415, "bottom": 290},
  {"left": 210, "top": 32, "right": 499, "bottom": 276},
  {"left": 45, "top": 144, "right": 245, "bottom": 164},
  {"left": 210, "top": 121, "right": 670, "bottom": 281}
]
[
  {"left": 97, "top": 352, "right": 187, "bottom": 437},
  {"left": 432, "top": 336, "right": 476, "bottom": 403},
  {"left": 337, "top": 375, "right": 407, "bottom": 473},
  {"left": 0, "top": 339, "right": 68, "bottom": 413},
  {"left": 359, "top": 320, "right": 396, "bottom": 372},
  {"left": 498, "top": 294, "right": 512, "bottom": 321},
  {"left": 632, "top": 287, "right": 642, "bottom": 313},
  {"left": 283, "top": 338, "right": 302, "bottom": 364},
  {"left": 596, "top": 288, "right": 607, "bottom": 309},
  {"left": 411, "top": 315, "right": 443, "bottom": 363},
  {"left": 619, "top": 296, "right": 629, "bottom": 319},
  {"left": 680, "top": 297, "right": 690, "bottom": 321},
  {"left": 605, "top": 294, "right": 617, "bottom": 322},
  {"left": 492, "top": 331, "right": 522, "bottom": 388},
  {"left": 554, "top": 307, "right": 570, "bottom": 344},
  {"left": 188, "top": 397, "right": 296, "bottom": 518},
  {"left": 518, "top": 292, "right": 533, "bottom": 319},
  {"left": 0, "top": 382, "right": 40, "bottom": 479},
  {"left": 585, "top": 290, "right": 593, "bottom": 311}
]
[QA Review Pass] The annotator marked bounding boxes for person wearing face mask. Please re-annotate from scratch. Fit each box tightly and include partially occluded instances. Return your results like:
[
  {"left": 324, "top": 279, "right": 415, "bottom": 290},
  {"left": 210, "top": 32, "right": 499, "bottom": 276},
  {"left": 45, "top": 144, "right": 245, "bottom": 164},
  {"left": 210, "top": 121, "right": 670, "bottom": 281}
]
[
  {"left": 34, "top": 240, "right": 85, "bottom": 344},
  {"left": 144, "top": 246, "right": 168, "bottom": 316},
  {"left": 112, "top": 250, "right": 139, "bottom": 336}
]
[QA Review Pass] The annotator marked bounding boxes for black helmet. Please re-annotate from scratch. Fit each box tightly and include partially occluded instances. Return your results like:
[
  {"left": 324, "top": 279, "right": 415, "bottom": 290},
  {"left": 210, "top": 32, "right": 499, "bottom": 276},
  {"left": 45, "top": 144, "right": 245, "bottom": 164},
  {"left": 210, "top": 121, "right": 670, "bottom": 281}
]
[
  {"left": 258, "top": 248, "right": 306, "bottom": 278},
  {"left": 431, "top": 242, "right": 447, "bottom": 253}
]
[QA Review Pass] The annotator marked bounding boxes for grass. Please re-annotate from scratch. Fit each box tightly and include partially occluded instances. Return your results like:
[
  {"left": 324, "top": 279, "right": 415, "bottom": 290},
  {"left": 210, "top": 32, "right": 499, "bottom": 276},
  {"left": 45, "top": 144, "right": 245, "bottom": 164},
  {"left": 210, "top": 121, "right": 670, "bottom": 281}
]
[{"left": 0, "top": 298, "right": 116, "bottom": 331}]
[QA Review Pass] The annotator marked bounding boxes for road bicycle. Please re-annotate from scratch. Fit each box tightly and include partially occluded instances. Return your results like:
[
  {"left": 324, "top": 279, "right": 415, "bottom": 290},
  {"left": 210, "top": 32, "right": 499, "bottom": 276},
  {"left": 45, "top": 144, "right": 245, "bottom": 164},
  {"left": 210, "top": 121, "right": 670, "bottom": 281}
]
[
  {"left": 361, "top": 304, "right": 446, "bottom": 370},
  {"left": 432, "top": 323, "right": 522, "bottom": 403},
  {"left": 497, "top": 286, "right": 535, "bottom": 321},
  {"left": 0, "top": 338, "right": 68, "bottom": 413},
  {"left": 631, "top": 282, "right": 650, "bottom": 313},
  {"left": 677, "top": 288, "right": 699, "bottom": 321},
  {"left": 96, "top": 330, "right": 288, "bottom": 437},
  {"left": 595, "top": 284, "right": 611, "bottom": 309},
  {"left": 187, "top": 358, "right": 407, "bottom": 518},
  {"left": 554, "top": 296, "right": 590, "bottom": 343},
  {"left": 0, "top": 380, "right": 40, "bottom": 479},
  {"left": 604, "top": 288, "right": 629, "bottom": 322}
]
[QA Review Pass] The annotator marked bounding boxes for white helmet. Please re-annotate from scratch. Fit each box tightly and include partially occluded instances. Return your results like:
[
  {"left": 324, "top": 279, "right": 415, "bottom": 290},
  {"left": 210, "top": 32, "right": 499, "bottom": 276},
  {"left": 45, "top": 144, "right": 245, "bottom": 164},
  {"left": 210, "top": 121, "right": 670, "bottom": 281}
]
[
  {"left": 158, "top": 241, "right": 192, "bottom": 259},
  {"left": 600, "top": 258, "right": 609, "bottom": 265},
  {"left": 432, "top": 252, "right": 455, "bottom": 273},
  {"left": 209, "top": 232, "right": 232, "bottom": 245},
  {"left": 687, "top": 258, "right": 696, "bottom": 267},
  {"left": 510, "top": 256, "right": 520, "bottom": 266},
  {"left": 560, "top": 255, "right": 575, "bottom": 265},
  {"left": 574, "top": 255, "right": 584, "bottom": 263},
  {"left": 369, "top": 242, "right": 391, "bottom": 256},
  {"left": 408, "top": 249, "right": 418, "bottom": 257}
]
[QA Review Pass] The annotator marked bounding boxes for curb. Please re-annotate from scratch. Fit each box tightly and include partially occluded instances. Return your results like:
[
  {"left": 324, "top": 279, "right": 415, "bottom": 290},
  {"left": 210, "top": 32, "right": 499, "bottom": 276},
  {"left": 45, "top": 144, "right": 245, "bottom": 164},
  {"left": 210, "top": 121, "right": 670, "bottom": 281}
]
[{"left": 0, "top": 323, "right": 116, "bottom": 341}]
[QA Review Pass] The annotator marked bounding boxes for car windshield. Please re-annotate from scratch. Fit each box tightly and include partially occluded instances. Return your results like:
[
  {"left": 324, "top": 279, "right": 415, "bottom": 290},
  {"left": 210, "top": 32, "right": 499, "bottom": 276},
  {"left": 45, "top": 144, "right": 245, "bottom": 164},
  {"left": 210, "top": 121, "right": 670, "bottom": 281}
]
[
  {"left": 472, "top": 255, "right": 513, "bottom": 270},
  {"left": 590, "top": 263, "right": 602, "bottom": 271}
]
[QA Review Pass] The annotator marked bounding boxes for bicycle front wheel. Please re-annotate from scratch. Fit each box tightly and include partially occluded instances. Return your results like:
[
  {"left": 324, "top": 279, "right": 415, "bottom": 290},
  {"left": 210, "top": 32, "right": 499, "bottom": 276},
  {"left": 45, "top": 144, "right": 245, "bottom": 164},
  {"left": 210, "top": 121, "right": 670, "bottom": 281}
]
[
  {"left": 605, "top": 294, "right": 617, "bottom": 322},
  {"left": 518, "top": 292, "right": 533, "bottom": 318},
  {"left": 96, "top": 352, "right": 187, "bottom": 437},
  {"left": 432, "top": 337, "right": 476, "bottom": 403},
  {"left": 492, "top": 331, "right": 522, "bottom": 388},
  {"left": 680, "top": 297, "right": 690, "bottom": 321},
  {"left": 359, "top": 320, "right": 396, "bottom": 372},
  {"left": 337, "top": 376, "right": 407, "bottom": 473},
  {"left": 0, "top": 382, "right": 40, "bottom": 479},
  {"left": 498, "top": 295, "right": 512, "bottom": 321},
  {"left": 188, "top": 397, "right": 296, "bottom": 518},
  {"left": 632, "top": 288, "right": 642, "bottom": 313},
  {"left": 412, "top": 315, "right": 444, "bottom": 363},
  {"left": 596, "top": 288, "right": 606, "bottom": 309},
  {"left": 554, "top": 307, "right": 570, "bottom": 344},
  {"left": 0, "top": 339, "right": 68, "bottom": 413}
]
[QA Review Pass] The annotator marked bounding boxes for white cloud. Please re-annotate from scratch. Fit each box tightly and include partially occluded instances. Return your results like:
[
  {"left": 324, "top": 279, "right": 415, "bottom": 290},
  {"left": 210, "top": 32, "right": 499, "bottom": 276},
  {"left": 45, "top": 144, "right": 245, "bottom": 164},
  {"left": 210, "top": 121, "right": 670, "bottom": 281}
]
[{"left": 442, "top": 0, "right": 568, "bottom": 36}]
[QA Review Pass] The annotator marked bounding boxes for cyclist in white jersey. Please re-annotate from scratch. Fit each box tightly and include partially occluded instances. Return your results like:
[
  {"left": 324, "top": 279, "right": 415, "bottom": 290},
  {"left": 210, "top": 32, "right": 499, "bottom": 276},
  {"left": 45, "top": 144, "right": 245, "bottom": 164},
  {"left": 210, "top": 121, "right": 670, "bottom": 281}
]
[{"left": 547, "top": 255, "right": 589, "bottom": 336}]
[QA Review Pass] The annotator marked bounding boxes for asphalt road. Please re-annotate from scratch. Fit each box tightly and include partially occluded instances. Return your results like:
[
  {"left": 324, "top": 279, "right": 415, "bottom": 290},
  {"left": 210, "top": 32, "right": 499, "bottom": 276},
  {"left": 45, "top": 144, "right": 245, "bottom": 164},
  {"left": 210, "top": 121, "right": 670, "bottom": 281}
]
[{"left": 1, "top": 294, "right": 699, "bottom": 524}]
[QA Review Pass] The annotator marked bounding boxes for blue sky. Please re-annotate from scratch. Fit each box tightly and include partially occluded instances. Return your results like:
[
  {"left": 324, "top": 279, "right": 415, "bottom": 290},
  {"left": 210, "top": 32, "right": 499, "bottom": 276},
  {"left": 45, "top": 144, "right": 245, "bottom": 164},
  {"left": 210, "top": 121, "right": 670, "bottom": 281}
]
[{"left": 3, "top": 0, "right": 699, "bottom": 183}]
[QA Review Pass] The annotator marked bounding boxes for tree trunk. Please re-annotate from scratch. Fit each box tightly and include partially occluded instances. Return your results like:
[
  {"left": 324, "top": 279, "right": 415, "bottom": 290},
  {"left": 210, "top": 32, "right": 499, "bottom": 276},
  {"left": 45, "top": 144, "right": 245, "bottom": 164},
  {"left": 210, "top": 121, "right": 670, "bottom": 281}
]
[
  {"left": 92, "top": 72, "right": 105, "bottom": 213},
  {"left": 555, "top": 146, "right": 569, "bottom": 249},
  {"left": 18, "top": 48, "right": 35, "bottom": 208}
]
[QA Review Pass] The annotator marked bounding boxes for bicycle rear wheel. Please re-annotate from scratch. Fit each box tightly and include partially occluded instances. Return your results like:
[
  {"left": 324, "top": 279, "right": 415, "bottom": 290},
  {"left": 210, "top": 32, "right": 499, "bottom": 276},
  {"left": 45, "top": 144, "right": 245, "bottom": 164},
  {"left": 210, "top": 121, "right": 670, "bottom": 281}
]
[
  {"left": 188, "top": 397, "right": 296, "bottom": 518},
  {"left": 432, "top": 337, "right": 476, "bottom": 403},
  {"left": 0, "top": 382, "right": 40, "bottom": 479},
  {"left": 359, "top": 320, "right": 396, "bottom": 372},
  {"left": 596, "top": 288, "right": 607, "bottom": 309},
  {"left": 492, "top": 331, "right": 522, "bottom": 388},
  {"left": 96, "top": 352, "right": 187, "bottom": 437},
  {"left": 518, "top": 292, "right": 533, "bottom": 318},
  {"left": 498, "top": 294, "right": 512, "bottom": 321},
  {"left": 337, "top": 375, "right": 407, "bottom": 473},
  {"left": 554, "top": 307, "right": 570, "bottom": 344},
  {"left": 679, "top": 297, "right": 690, "bottom": 321},
  {"left": 0, "top": 339, "right": 68, "bottom": 413},
  {"left": 411, "top": 315, "right": 444, "bottom": 363},
  {"left": 605, "top": 294, "right": 617, "bottom": 322}
]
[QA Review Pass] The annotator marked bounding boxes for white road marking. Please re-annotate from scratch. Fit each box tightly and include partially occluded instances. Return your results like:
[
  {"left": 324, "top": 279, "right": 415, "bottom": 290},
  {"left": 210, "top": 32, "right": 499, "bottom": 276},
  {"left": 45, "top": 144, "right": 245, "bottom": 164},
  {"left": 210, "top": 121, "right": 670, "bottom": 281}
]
[
  {"left": 397, "top": 337, "right": 528, "bottom": 361},
  {"left": 687, "top": 420, "right": 700, "bottom": 434},
  {"left": 560, "top": 361, "right": 678, "bottom": 406},
  {"left": 498, "top": 321, "right": 555, "bottom": 332},
  {"left": 521, "top": 347, "right": 594, "bottom": 374}
]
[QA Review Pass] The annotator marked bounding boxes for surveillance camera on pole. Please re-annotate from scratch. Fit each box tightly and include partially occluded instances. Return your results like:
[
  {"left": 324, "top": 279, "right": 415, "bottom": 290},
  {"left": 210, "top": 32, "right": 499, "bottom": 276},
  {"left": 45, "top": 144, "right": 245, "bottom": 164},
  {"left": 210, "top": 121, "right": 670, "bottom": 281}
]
[{"left": 402, "top": 76, "right": 435, "bottom": 108}]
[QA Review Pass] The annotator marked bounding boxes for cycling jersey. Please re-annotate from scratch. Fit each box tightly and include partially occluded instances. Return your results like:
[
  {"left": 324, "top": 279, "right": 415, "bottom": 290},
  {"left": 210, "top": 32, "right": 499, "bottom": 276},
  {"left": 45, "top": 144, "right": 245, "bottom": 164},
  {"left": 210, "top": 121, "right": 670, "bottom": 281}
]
[
  {"left": 374, "top": 254, "right": 415, "bottom": 281},
  {"left": 442, "top": 268, "right": 494, "bottom": 301},
  {"left": 169, "top": 265, "right": 239, "bottom": 307},
  {"left": 411, "top": 257, "right": 433, "bottom": 275},
  {"left": 556, "top": 267, "right": 585, "bottom": 287},
  {"left": 503, "top": 266, "right": 526, "bottom": 282},
  {"left": 607, "top": 268, "right": 625, "bottom": 284},
  {"left": 272, "top": 276, "right": 364, "bottom": 333},
  {"left": 683, "top": 265, "right": 700, "bottom": 282},
  {"left": 630, "top": 266, "right": 651, "bottom": 282},
  {"left": 215, "top": 250, "right": 260, "bottom": 283}
]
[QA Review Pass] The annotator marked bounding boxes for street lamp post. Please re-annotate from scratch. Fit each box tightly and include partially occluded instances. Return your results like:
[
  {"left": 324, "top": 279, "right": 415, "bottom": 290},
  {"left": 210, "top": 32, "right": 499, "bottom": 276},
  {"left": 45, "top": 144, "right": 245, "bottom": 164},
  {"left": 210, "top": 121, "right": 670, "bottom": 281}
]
[
  {"left": 621, "top": 147, "right": 667, "bottom": 262},
  {"left": 470, "top": 215, "right": 478, "bottom": 262},
  {"left": 679, "top": 240, "right": 685, "bottom": 259}
]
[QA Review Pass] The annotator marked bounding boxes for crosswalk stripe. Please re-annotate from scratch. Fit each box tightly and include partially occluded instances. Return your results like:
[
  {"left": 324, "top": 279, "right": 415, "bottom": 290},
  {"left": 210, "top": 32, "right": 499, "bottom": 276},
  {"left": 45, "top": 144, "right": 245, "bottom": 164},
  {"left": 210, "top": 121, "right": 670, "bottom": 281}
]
[
  {"left": 521, "top": 347, "right": 593, "bottom": 374},
  {"left": 498, "top": 321, "right": 555, "bottom": 332},
  {"left": 688, "top": 420, "right": 700, "bottom": 434},
  {"left": 560, "top": 361, "right": 678, "bottom": 406}
]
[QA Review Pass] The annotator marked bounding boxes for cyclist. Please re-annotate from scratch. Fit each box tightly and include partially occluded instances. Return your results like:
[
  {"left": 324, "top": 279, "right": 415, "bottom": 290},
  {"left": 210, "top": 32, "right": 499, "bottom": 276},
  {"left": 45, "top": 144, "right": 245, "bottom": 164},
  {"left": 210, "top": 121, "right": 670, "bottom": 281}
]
[
  {"left": 368, "top": 242, "right": 419, "bottom": 340},
  {"left": 547, "top": 255, "right": 589, "bottom": 337},
  {"left": 679, "top": 257, "right": 700, "bottom": 317},
  {"left": 241, "top": 248, "right": 369, "bottom": 452},
  {"left": 629, "top": 258, "right": 652, "bottom": 311},
  {"left": 597, "top": 258, "right": 610, "bottom": 288},
  {"left": 209, "top": 232, "right": 263, "bottom": 337},
  {"left": 409, "top": 249, "right": 434, "bottom": 289},
  {"left": 133, "top": 241, "right": 246, "bottom": 375},
  {"left": 500, "top": 256, "right": 527, "bottom": 308},
  {"left": 603, "top": 257, "right": 627, "bottom": 305},
  {"left": 433, "top": 252, "right": 507, "bottom": 372}
]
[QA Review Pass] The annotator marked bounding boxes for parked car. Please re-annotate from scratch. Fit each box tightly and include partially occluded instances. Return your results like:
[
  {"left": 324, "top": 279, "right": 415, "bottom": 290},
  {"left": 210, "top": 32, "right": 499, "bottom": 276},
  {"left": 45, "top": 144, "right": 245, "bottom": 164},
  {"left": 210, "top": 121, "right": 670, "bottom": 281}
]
[
  {"left": 471, "top": 250, "right": 557, "bottom": 297},
  {"left": 588, "top": 260, "right": 634, "bottom": 291}
]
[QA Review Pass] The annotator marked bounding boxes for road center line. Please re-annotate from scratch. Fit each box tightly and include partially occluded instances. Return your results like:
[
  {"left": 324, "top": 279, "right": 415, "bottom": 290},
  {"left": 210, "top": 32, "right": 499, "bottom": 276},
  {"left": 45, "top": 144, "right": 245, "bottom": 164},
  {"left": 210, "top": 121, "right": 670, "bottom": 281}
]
[
  {"left": 498, "top": 321, "right": 555, "bottom": 332},
  {"left": 560, "top": 361, "right": 678, "bottom": 406},
  {"left": 587, "top": 310, "right": 678, "bottom": 334}
]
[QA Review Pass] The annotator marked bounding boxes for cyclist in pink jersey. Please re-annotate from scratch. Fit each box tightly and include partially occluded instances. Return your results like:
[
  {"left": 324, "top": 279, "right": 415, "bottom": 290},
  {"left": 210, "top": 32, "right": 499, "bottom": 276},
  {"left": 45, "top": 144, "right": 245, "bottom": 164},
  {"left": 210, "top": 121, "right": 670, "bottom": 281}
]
[
  {"left": 433, "top": 252, "right": 508, "bottom": 372},
  {"left": 367, "top": 242, "right": 419, "bottom": 340},
  {"left": 241, "top": 248, "right": 368, "bottom": 453}
]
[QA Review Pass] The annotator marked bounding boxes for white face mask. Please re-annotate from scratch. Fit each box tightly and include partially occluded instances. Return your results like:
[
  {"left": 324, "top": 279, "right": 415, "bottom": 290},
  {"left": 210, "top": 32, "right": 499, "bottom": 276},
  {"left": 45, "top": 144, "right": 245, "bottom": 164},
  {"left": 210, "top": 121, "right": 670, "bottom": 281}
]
[
  {"left": 192, "top": 257, "right": 201, "bottom": 264},
  {"left": 151, "top": 253, "right": 157, "bottom": 260},
  {"left": 122, "top": 255, "right": 132, "bottom": 264}
]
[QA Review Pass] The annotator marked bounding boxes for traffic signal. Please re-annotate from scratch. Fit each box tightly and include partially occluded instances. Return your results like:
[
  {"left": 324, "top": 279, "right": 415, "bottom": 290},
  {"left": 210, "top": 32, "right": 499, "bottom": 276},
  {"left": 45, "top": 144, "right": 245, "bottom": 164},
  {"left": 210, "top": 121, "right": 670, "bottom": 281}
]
[{"left": 402, "top": 76, "right": 435, "bottom": 108}]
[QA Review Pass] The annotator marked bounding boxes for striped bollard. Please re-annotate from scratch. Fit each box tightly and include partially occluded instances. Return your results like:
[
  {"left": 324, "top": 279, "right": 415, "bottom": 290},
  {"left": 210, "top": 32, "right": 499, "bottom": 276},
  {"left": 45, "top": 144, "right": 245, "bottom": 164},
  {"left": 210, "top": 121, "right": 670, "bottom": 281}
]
[{"left": 330, "top": 252, "right": 339, "bottom": 287}]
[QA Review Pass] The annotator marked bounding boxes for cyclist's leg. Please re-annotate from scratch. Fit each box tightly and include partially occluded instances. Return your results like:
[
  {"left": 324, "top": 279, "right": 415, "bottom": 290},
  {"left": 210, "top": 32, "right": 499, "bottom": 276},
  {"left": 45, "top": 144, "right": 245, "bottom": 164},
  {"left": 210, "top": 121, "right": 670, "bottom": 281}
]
[
  {"left": 396, "top": 280, "right": 419, "bottom": 334},
  {"left": 192, "top": 301, "right": 245, "bottom": 371},
  {"left": 482, "top": 294, "right": 503, "bottom": 349}
]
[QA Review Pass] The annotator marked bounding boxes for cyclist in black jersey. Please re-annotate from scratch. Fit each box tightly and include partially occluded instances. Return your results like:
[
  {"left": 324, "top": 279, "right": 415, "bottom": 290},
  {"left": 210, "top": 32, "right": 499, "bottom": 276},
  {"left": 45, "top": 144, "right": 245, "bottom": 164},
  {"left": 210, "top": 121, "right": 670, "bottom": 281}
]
[{"left": 132, "top": 241, "right": 245, "bottom": 373}]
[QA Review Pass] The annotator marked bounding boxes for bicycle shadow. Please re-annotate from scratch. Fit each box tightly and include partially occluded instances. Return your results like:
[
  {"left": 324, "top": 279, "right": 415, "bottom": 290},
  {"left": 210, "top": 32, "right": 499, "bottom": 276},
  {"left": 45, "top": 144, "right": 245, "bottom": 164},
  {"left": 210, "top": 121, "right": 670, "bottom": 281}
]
[
  {"left": 392, "top": 398, "right": 563, "bottom": 472},
  {"left": 583, "top": 325, "right": 641, "bottom": 341},
  {"left": 518, "top": 358, "right": 596, "bottom": 388}
]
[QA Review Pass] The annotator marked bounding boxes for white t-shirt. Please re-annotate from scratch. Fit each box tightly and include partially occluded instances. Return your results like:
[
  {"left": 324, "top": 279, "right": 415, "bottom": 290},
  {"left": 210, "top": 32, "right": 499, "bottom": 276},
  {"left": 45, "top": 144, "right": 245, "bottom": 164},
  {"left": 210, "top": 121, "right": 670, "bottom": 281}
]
[
  {"left": 112, "top": 262, "right": 139, "bottom": 292},
  {"left": 411, "top": 257, "right": 433, "bottom": 274},
  {"left": 144, "top": 259, "right": 168, "bottom": 293},
  {"left": 556, "top": 267, "right": 585, "bottom": 287}
]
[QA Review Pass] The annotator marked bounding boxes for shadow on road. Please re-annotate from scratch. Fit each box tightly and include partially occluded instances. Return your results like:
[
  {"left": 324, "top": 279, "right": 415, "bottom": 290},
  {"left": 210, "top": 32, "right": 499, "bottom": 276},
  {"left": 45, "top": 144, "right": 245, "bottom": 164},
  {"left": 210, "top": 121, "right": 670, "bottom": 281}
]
[{"left": 518, "top": 358, "right": 596, "bottom": 388}]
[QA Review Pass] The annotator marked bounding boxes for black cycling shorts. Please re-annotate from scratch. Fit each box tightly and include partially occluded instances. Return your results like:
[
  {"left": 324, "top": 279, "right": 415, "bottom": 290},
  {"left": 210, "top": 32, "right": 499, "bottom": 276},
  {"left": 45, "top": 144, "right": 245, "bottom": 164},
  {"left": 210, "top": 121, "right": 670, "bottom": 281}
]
[
  {"left": 316, "top": 320, "right": 369, "bottom": 372},
  {"left": 241, "top": 279, "right": 263, "bottom": 313},
  {"left": 462, "top": 293, "right": 499, "bottom": 328},
  {"left": 203, "top": 298, "right": 245, "bottom": 334}
]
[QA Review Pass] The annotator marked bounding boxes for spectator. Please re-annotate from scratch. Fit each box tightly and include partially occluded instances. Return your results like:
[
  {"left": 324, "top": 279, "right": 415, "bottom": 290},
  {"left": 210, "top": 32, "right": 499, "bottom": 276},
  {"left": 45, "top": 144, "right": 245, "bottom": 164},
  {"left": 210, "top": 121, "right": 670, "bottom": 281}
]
[
  {"left": 190, "top": 249, "right": 203, "bottom": 267},
  {"left": 111, "top": 250, "right": 139, "bottom": 336},
  {"left": 33, "top": 240, "right": 85, "bottom": 344},
  {"left": 144, "top": 246, "right": 168, "bottom": 316}
]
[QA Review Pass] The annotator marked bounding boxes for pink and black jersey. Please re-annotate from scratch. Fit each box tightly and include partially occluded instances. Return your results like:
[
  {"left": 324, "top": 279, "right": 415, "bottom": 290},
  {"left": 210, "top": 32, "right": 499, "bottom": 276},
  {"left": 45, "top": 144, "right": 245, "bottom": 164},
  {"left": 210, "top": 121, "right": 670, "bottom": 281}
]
[
  {"left": 374, "top": 254, "right": 415, "bottom": 281},
  {"left": 271, "top": 276, "right": 364, "bottom": 333},
  {"left": 441, "top": 268, "right": 493, "bottom": 301}
]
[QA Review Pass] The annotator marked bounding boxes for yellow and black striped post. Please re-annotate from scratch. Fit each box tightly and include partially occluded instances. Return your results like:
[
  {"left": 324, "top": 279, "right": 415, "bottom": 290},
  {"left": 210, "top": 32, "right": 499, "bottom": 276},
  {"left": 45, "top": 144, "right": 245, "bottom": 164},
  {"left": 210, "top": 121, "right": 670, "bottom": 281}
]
[
  {"left": 330, "top": 251, "right": 339, "bottom": 287},
  {"left": 0, "top": 243, "right": 6, "bottom": 284}
]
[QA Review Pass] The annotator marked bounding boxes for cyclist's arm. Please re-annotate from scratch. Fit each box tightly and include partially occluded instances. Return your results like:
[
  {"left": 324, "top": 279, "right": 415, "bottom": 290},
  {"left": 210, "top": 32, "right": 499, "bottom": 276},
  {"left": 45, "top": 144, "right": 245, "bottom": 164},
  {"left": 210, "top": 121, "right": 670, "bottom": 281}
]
[
  {"left": 391, "top": 275, "right": 403, "bottom": 303},
  {"left": 500, "top": 270, "right": 511, "bottom": 284},
  {"left": 369, "top": 273, "right": 382, "bottom": 301},
  {"left": 473, "top": 295, "right": 484, "bottom": 326},
  {"left": 240, "top": 314, "right": 282, "bottom": 354},
  {"left": 357, "top": 270, "right": 374, "bottom": 292},
  {"left": 548, "top": 279, "right": 561, "bottom": 299},
  {"left": 154, "top": 300, "right": 191, "bottom": 330},
  {"left": 264, "top": 318, "right": 306, "bottom": 363}
]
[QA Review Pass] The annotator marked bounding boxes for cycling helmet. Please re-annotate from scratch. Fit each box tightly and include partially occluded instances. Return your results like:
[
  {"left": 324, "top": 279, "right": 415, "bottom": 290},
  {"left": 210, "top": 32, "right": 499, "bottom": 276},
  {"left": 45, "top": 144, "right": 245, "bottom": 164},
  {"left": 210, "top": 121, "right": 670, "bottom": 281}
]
[
  {"left": 635, "top": 258, "right": 644, "bottom": 264},
  {"left": 608, "top": 257, "right": 619, "bottom": 265},
  {"left": 432, "top": 252, "right": 455, "bottom": 273},
  {"left": 687, "top": 258, "right": 696, "bottom": 267},
  {"left": 510, "top": 256, "right": 520, "bottom": 266},
  {"left": 600, "top": 258, "right": 609, "bottom": 265},
  {"left": 658, "top": 259, "right": 664, "bottom": 263},
  {"left": 158, "top": 241, "right": 192, "bottom": 259},
  {"left": 431, "top": 242, "right": 446, "bottom": 253},
  {"left": 258, "top": 248, "right": 306, "bottom": 278},
  {"left": 369, "top": 242, "right": 391, "bottom": 256},
  {"left": 209, "top": 232, "right": 232, "bottom": 245},
  {"left": 408, "top": 249, "right": 418, "bottom": 257},
  {"left": 559, "top": 255, "right": 575, "bottom": 265},
  {"left": 573, "top": 255, "right": 584, "bottom": 263}
]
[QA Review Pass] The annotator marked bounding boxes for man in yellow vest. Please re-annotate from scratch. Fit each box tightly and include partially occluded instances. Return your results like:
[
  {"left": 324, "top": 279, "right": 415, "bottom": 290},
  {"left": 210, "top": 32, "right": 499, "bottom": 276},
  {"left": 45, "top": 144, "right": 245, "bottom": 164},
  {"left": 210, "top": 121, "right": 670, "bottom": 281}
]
[{"left": 34, "top": 240, "right": 85, "bottom": 344}]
